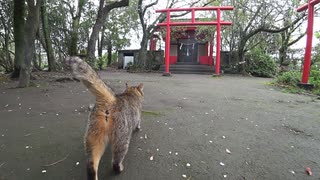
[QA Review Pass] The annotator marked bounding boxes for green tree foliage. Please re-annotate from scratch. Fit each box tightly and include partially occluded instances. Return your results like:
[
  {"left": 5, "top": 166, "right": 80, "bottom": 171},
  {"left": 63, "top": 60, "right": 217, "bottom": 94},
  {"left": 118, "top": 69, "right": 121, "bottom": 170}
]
[
  {"left": 245, "top": 48, "right": 278, "bottom": 77},
  {"left": 0, "top": 0, "right": 14, "bottom": 73}
]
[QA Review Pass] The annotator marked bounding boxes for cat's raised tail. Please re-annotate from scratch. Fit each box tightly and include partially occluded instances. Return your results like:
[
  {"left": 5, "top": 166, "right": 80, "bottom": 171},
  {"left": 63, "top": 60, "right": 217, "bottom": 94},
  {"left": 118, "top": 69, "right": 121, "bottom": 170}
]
[{"left": 65, "top": 56, "right": 116, "bottom": 105}]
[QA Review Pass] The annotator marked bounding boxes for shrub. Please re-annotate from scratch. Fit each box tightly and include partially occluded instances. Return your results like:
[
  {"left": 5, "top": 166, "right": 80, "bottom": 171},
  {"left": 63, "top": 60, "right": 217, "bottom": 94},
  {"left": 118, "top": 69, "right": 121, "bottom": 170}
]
[
  {"left": 245, "top": 49, "right": 278, "bottom": 77},
  {"left": 275, "top": 71, "right": 301, "bottom": 86}
]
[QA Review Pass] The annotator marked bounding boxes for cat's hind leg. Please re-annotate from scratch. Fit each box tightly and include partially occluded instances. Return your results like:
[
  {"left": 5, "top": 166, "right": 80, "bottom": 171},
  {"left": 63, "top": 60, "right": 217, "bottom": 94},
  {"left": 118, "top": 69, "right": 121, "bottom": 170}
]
[
  {"left": 112, "top": 138, "right": 130, "bottom": 173},
  {"left": 85, "top": 127, "right": 108, "bottom": 180}
]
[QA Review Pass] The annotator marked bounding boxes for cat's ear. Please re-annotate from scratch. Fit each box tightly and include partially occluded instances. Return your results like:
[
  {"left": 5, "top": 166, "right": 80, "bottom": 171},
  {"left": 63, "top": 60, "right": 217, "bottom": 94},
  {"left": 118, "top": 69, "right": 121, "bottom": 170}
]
[{"left": 138, "top": 83, "right": 144, "bottom": 91}]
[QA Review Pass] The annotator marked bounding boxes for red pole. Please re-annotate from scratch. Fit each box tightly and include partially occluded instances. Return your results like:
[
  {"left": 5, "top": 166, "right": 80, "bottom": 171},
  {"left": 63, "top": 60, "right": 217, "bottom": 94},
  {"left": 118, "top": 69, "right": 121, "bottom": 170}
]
[
  {"left": 164, "top": 10, "right": 171, "bottom": 75},
  {"left": 301, "top": 0, "right": 314, "bottom": 84},
  {"left": 192, "top": 9, "right": 195, "bottom": 23},
  {"left": 215, "top": 8, "right": 221, "bottom": 75}
]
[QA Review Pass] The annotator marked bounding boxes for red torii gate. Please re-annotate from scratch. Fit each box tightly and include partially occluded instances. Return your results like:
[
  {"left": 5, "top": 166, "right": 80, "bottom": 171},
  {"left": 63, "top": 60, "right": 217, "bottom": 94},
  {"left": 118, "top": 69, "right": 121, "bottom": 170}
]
[
  {"left": 156, "top": 6, "right": 233, "bottom": 76},
  {"left": 297, "top": 0, "right": 320, "bottom": 86}
]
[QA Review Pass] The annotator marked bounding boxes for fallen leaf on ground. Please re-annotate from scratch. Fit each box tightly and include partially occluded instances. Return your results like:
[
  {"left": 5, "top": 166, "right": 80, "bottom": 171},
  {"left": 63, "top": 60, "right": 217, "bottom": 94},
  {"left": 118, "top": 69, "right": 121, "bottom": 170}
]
[
  {"left": 226, "top": 149, "right": 231, "bottom": 154},
  {"left": 182, "top": 174, "right": 187, "bottom": 178},
  {"left": 186, "top": 163, "right": 190, "bottom": 167},
  {"left": 220, "top": 162, "right": 225, "bottom": 166},
  {"left": 306, "top": 167, "right": 312, "bottom": 176}
]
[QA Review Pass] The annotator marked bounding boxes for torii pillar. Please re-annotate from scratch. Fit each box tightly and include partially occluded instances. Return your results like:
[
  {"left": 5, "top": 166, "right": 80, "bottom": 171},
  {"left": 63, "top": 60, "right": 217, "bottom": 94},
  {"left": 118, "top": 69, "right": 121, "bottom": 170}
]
[{"left": 297, "top": 0, "right": 320, "bottom": 89}]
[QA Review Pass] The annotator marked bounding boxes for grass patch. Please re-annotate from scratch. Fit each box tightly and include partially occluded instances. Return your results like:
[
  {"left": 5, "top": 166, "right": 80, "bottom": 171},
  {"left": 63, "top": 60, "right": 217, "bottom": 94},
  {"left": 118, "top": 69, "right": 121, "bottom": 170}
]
[
  {"left": 142, "top": 110, "right": 163, "bottom": 117},
  {"left": 273, "top": 70, "right": 320, "bottom": 96}
]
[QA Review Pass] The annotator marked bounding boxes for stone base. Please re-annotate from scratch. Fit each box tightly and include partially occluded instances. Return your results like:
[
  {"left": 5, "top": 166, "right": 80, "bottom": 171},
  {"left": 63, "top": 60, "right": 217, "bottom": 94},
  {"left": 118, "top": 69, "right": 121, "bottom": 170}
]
[
  {"left": 212, "top": 74, "right": 221, "bottom": 77},
  {"left": 162, "top": 72, "right": 172, "bottom": 77},
  {"left": 297, "top": 83, "right": 314, "bottom": 90}
]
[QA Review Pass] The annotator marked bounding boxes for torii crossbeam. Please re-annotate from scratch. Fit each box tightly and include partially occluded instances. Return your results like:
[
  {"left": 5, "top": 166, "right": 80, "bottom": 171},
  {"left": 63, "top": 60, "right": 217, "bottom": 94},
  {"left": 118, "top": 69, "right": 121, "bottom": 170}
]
[{"left": 297, "top": 0, "right": 320, "bottom": 87}]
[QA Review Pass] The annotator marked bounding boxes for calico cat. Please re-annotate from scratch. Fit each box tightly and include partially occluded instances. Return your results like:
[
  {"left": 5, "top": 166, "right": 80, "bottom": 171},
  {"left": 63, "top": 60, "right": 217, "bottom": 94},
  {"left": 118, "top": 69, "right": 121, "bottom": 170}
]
[{"left": 66, "top": 56, "right": 144, "bottom": 180}]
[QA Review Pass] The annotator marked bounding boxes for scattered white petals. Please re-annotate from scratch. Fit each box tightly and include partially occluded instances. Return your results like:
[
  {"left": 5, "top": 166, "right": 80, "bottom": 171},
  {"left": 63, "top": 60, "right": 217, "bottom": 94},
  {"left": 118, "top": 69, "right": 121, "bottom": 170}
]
[
  {"left": 138, "top": 148, "right": 142, "bottom": 151},
  {"left": 220, "top": 162, "right": 225, "bottom": 166},
  {"left": 290, "top": 170, "right": 295, "bottom": 175},
  {"left": 156, "top": 148, "right": 159, "bottom": 151},
  {"left": 226, "top": 149, "right": 231, "bottom": 154},
  {"left": 164, "top": 123, "right": 168, "bottom": 125},
  {"left": 205, "top": 112, "right": 209, "bottom": 115},
  {"left": 255, "top": 124, "right": 258, "bottom": 127},
  {"left": 1, "top": 134, "right": 4, "bottom": 137},
  {"left": 56, "top": 113, "right": 59, "bottom": 116},
  {"left": 74, "top": 109, "right": 78, "bottom": 112},
  {"left": 247, "top": 147, "right": 250, "bottom": 150},
  {"left": 144, "top": 134, "right": 147, "bottom": 139},
  {"left": 245, "top": 118, "right": 248, "bottom": 120},
  {"left": 169, "top": 151, "right": 172, "bottom": 154},
  {"left": 76, "top": 162, "right": 79, "bottom": 166},
  {"left": 186, "top": 163, "right": 191, "bottom": 167},
  {"left": 149, "top": 156, "right": 154, "bottom": 161},
  {"left": 26, "top": 112, "right": 30, "bottom": 115},
  {"left": 205, "top": 134, "right": 208, "bottom": 136},
  {"left": 175, "top": 152, "right": 178, "bottom": 155},
  {"left": 27, "top": 168, "right": 30, "bottom": 171},
  {"left": 174, "top": 163, "right": 178, "bottom": 167},
  {"left": 169, "top": 127, "right": 173, "bottom": 130},
  {"left": 182, "top": 174, "right": 187, "bottom": 178},
  {"left": 140, "top": 136, "right": 143, "bottom": 139},
  {"left": 211, "top": 109, "right": 214, "bottom": 111},
  {"left": 291, "top": 146, "right": 294, "bottom": 148},
  {"left": 25, "top": 146, "right": 30, "bottom": 149},
  {"left": 4, "top": 104, "right": 9, "bottom": 107},
  {"left": 209, "top": 140, "right": 213, "bottom": 143},
  {"left": 183, "top": 97, "right": 187, "bottom": 100},
  {"left": 222, "top": 136, "right": 226, "bottom": 139},
  {"left": 223, "top": 174, "right": 227, "bottom": 178},
  {"left": 8, "top": 110, "right": 12, "bottom": 112},
  {"left": 29, "top": 107, "right": 32, "bottom": 110},
  {"left": 42, "top": 170, "right": 47, "bottom": 173},
  {"left": 18, "top": 103, "right": 21, "bottom": 106},
  {"left": 272, "top": 129, "right": 276, "bottom": 131}
]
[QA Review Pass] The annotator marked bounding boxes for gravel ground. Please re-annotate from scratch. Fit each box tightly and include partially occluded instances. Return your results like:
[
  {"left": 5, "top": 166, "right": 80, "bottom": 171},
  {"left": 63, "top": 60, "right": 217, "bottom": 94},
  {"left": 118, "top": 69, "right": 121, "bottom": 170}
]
[{"left": 0, "top": 71, "right": 320, "bottom": 180}]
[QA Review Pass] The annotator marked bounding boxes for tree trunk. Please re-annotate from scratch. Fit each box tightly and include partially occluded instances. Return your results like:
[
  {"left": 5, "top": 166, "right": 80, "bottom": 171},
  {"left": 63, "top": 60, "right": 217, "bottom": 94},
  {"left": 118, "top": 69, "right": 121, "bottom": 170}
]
[
  {"left": 87, "top": 0, "right": 129, "bottom": 64},
  {"left": 41, "top": 0, "right": 56, "bottom": 71},
  {"left": 12, "top": 0, "right": 25, "bottom": 78},
  {"left": 107, "top": 39, "right": 112, "bottom": 66},
  {"left": 69, "top": 0, "right": 86, "bottom": 56},
  {"left": 98, "top": 26, "right": 106, "bottom": 58},
  {"left": 18, "top": 0, "right": 41, "bottom": 87},
  {"left": 137, "top": 34, "right": 149, "bottom": 67}
]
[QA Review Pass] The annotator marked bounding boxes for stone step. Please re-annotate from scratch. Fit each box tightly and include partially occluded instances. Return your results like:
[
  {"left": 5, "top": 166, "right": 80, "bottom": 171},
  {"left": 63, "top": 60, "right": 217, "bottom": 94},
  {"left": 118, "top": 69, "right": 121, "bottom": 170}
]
[{"left": 159, "top": 64, "right": 214, "bottom": 74}]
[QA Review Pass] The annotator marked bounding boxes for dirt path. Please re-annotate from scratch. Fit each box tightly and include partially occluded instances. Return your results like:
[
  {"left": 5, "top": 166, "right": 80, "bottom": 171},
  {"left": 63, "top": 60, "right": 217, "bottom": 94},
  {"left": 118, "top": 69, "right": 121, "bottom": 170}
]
[{"left": 0, "top": 72, "right": 320, "bottom": 180}]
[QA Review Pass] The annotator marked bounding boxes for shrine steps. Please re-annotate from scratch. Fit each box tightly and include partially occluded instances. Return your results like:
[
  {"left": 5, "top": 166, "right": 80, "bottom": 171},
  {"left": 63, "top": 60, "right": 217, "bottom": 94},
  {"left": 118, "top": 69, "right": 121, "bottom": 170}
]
[{"left": 159, "top": 64, "right": 214, "bottom": 74}]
